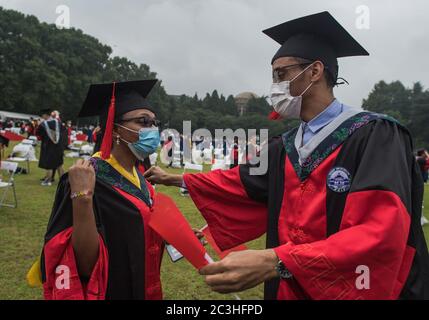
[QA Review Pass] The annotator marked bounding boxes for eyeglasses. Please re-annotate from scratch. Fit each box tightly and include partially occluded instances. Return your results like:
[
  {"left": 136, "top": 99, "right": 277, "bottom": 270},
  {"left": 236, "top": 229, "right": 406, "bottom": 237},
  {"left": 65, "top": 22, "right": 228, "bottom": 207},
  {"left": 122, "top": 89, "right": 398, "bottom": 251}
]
[
  {"left": 120, "top": 116, "right": 161, "bottom": 128},
  {"left": 272, "top": 63, "right": 312, "bottom": 83}
]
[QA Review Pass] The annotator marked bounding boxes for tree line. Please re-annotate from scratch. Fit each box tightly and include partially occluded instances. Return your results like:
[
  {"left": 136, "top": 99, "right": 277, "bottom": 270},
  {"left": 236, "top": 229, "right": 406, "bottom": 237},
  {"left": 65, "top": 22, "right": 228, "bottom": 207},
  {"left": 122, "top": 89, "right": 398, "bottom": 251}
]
[{"left": 1, "top": 7, "right": 428, "bottom": 145}]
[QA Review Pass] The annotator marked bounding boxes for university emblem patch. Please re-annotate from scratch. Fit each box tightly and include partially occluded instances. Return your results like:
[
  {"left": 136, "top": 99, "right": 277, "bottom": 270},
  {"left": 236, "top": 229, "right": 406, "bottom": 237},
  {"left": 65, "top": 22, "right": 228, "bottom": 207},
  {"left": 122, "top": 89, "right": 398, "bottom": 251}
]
[{"left": 327, "top": 167, "right": 351, "bottom": 193}]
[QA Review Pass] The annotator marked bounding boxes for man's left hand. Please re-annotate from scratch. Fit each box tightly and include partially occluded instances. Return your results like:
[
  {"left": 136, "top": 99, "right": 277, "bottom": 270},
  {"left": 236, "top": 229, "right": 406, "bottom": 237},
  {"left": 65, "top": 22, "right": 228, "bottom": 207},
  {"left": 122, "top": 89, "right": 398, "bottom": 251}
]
[{"left": 199, "top": 249, "right": 279, "bottom": 293}]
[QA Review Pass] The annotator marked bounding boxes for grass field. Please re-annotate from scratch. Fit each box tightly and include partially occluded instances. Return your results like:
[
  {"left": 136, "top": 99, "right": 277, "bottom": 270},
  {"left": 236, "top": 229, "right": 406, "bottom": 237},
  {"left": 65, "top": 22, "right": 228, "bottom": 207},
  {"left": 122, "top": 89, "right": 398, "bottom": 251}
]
[{"left": 0, "top": 142, "right": 428, "bottom": 300}]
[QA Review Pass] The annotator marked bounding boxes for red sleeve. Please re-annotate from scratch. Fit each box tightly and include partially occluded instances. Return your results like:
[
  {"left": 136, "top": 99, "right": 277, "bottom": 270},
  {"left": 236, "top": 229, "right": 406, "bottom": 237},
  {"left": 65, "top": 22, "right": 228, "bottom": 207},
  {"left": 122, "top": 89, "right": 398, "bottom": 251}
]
[
  {"left": 183, "top": 166, "right": 267, "bottom": 251},
  {"left": 274, "top": 190, "right": 413, "bottom": 300},
  {"left": 43, "top": 227, "right": 109, "bottom": 300}
]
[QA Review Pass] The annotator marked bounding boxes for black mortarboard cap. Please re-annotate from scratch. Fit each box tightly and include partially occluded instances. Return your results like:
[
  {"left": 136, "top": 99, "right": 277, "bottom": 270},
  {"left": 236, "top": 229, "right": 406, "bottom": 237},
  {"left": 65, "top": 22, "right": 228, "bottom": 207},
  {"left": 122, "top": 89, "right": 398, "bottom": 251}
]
[
  {"left": 78, "top": 79, "right": 158, "bottom": 120},
  {"left": 78, "top": 79, "right": 157, "bottom": 160},
  {"left": 263, "top": 11, "right": 369, "bottom": 82}
]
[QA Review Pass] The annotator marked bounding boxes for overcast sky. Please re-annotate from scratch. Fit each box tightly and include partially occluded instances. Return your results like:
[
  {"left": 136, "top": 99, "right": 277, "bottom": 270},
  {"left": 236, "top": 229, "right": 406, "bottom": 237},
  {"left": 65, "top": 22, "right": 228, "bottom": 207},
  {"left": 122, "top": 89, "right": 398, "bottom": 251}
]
[{"left": 1, "top": 0, "right": 428, "bottom": 107}]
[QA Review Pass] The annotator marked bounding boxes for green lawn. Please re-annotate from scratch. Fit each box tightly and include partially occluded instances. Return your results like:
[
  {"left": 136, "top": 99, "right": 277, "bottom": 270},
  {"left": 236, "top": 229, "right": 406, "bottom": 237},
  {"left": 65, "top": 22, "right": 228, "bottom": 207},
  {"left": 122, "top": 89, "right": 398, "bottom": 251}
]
[{"left": 0, "top": 142, "right": 428, "bottom": 300}]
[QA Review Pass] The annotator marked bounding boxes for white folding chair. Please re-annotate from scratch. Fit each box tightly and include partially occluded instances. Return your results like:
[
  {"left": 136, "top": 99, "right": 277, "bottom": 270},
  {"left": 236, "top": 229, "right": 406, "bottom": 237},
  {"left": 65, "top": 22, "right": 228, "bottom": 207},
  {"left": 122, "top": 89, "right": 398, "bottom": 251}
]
[
  {"left": 191, "top": 146, "right": 205, "bottom": 165},
  {"left": 70, "top": 140, "right": 83, "bottom": 152},
  {"left": 211, "top": 159, "right": 226, "bottom": 171},
  {"left": 0, "top": 161, "right": 18, "bottom": 208},
  {"left": 149, "top": 152, "right": 158, "bottom": 166},
  {"left": 79, "top": 144, "right": 94, "bottom": 156},
  {"left": 180, "top": 162, "right": 203, "bottom": 196},
  {"left": 27, "top": 136, "right": 38, "bottom": 147},
  {"left": 10, "top": 143, "right": 36, "bottom": 173},
  {"left": 21, "top": 139, "right": 33, "bottom": 145}
]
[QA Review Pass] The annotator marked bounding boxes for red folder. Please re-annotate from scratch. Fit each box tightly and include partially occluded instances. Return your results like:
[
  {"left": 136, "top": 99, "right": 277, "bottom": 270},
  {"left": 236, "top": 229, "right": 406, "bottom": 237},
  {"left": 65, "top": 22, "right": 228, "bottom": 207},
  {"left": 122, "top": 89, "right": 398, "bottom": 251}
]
[
  {"left": 200, "top": 225, "right": 247, "bottom": 259},
  {"left": 149, "top": 192, "right": 212, "bottom": 269}
]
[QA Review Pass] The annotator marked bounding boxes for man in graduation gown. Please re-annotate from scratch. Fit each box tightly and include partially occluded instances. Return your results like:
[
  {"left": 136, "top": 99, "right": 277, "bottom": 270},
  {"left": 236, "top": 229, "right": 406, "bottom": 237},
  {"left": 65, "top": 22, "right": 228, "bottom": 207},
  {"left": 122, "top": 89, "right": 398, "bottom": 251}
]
[
  {"left": 36, "top": 109, "right": 64, "bottom": 186},
  {"left": 41, "top": 80, "right": 167, "bottom": 300},
  {"left": 145, "top": 12, "right": 429, "bottom": 299}
]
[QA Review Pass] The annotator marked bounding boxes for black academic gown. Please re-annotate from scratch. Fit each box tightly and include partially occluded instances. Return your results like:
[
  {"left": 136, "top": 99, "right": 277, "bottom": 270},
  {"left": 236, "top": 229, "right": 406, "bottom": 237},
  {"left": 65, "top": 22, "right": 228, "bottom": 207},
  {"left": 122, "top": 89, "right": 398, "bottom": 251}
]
[
  {"left": 41, "top": 157, "right": 164, "bottom": 300},
  {"left": 37, "top": 119, "right": 64, "bottom": 170},
  {"left": 183, "top": 111, "right": 429, "bottom": 300}
]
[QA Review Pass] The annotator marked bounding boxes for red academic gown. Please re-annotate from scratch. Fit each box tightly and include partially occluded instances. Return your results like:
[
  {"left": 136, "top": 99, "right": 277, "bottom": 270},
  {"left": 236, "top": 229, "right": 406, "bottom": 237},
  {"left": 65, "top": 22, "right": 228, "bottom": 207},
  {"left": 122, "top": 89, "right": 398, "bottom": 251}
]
[{"left": 183, "top": 112, "right": 429, "bottom": 300}]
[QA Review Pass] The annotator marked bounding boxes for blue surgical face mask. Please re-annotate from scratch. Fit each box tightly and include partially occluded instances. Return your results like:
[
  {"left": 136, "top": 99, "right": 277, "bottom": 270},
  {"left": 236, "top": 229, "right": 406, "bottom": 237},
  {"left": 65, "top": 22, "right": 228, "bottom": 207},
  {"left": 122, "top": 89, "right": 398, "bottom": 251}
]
[{"left": 116, "top": 124, "right": 160, "bottom": 160}]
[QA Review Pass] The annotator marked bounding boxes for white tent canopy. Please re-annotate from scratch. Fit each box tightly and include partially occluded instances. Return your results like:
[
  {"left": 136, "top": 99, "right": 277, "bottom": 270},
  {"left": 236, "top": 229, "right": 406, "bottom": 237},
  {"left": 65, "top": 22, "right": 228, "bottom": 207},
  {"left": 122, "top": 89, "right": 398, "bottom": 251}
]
[{"left": 0, "top": 111, "right": 39, "bottom": 121}]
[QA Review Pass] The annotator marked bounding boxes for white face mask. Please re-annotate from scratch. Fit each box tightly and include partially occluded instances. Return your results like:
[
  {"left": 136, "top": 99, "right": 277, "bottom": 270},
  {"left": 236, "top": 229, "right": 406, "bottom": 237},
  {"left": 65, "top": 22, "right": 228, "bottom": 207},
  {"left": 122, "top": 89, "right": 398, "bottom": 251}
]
[{"left": 269, "top": 63, "right": 314, "bottom": 119}]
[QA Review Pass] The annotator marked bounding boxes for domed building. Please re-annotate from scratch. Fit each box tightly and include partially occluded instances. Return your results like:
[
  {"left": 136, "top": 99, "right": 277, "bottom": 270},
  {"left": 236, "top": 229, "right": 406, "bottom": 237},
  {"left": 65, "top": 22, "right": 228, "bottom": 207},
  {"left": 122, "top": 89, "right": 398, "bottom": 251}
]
[{"left": 234, "top": 92, "right": 259, "bottom": 116}]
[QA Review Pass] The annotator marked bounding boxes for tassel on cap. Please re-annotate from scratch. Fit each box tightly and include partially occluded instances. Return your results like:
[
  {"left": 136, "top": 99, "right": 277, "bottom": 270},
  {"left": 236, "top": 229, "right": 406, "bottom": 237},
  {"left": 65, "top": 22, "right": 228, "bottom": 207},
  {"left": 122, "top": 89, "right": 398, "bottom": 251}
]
[
  {"left": 268, "top": 111, "right": 282, "bottom": 120},
  {"left": 100, "top": 82, "right": 116, "bottom": 160}
]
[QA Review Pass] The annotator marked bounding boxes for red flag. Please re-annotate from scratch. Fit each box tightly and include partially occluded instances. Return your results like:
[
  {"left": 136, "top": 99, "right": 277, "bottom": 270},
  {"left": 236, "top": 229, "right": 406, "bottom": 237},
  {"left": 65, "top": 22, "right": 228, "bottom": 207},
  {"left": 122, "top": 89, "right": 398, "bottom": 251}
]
[
  {"left": 149, "top": 193, "right": 212, "bottom": 269},
  {"left": 200, "top": 225, "right": 247, "bottom": 259}
]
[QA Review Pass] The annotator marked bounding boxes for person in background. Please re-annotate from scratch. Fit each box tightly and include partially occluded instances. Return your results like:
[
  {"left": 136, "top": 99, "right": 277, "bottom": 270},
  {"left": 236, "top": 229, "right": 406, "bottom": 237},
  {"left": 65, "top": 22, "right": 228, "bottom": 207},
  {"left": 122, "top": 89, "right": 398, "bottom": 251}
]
[
  {"left": 51, "top": 110, "right": 61, "bottom": 122},
  {"left": 86, "top": 125, "right": 93, "bottom": 143},
  {"left": 416, "top": 149, "right": 429, "bottom": 226},
  {"left": 32, "top": 119, "right": 39, "bottom": 136},
  {"left": 36, "top": 109, "right": 64, "bottom": 186},
  {"left": 25, "top": 119, "right": 35, "bottom": 138},
  {"left": 164, "top": 136, "right": 174, "bottom": 168},
  {"left": 0, "top": 132, "right": 10, "bottom": 166},
  {"left": 416, "top": 149, "right": 429, "bottom": 183},
  {"left": 92, "top": 125, "right": 102, "bottom": 148},
  {"left": 52, "top": 112, "right": 67, "bottom": 183},
  {"left": 179, "top": 134, "right": 184, "bottom": 166},
  {"left": 19, "top": 121, "right": 25, "bottom": 135},
  {"left": 230, "top": 136, "right": 240, "bottom": 169},
  {"left": 65, "top": 120, "right": 73, "bottom": 148}
]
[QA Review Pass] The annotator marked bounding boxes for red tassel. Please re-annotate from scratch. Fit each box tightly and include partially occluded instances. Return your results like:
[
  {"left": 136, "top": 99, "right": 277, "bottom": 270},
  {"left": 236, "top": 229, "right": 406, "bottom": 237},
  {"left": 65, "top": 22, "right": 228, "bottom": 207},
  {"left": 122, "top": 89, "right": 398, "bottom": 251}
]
[
  {"left": 268, "top": 111, "right": 282, "bottom": 120},
  {"left": 100, "top": 82, "right": 116, "bottom": 160}
]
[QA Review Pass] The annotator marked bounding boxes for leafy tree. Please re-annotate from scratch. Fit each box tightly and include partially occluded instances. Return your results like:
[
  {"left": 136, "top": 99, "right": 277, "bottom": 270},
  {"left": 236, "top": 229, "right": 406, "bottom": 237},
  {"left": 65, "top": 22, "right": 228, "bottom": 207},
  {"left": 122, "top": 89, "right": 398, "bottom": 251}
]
[
  {"left": 363, "top": 80, "right": 429, "bottom": 149},
  {"left": 3, "top": 7, "right": 429, "bottom": 148}
]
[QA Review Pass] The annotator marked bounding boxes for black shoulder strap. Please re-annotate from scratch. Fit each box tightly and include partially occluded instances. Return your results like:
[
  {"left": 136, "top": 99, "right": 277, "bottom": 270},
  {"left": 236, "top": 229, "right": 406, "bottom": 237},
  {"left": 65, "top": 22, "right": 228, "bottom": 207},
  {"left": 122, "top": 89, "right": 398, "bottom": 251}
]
[{"left": 263, "top": 136, "right": 286, "bottom": 300}]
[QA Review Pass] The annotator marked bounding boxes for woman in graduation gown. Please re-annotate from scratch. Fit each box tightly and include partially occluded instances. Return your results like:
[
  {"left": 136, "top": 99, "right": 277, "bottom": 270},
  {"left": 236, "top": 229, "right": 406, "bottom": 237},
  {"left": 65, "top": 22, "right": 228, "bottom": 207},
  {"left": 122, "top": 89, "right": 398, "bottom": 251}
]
[{"left": 41, "top": 80, "right": 166, "bottom": 300}]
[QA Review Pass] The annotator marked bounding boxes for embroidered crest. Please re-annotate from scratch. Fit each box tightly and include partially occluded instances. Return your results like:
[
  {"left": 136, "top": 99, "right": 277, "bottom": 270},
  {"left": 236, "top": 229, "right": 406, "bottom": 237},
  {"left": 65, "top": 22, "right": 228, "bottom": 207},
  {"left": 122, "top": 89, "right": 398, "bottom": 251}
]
[
  {"left": 90, "top": 157, "right": 151, "bottom": 207},
  {"left": 327, "top": 167, "right": 351, "bottom": 193}
]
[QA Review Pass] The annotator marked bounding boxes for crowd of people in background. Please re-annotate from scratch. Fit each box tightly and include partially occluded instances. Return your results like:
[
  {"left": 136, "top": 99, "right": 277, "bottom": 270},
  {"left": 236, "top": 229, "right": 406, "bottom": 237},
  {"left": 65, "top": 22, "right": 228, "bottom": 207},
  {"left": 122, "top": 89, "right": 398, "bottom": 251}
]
[
  {"left": 417, "top": 149, "right": 429, "bottom": 183},
  {"left": 1, "top": 110, "right": 264, "bottom": 192},
  {"left": 0, "top": 118, "right": 38, "bottom": 138},
  {"left": 3, "top": 110, "right": 429, "bottom": 199},
  {"left": 159, "top": 131, "right": 264, "bottom": 170},
  {"left": 0, "top": 109, "right": 101, "bottom": 186}
]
